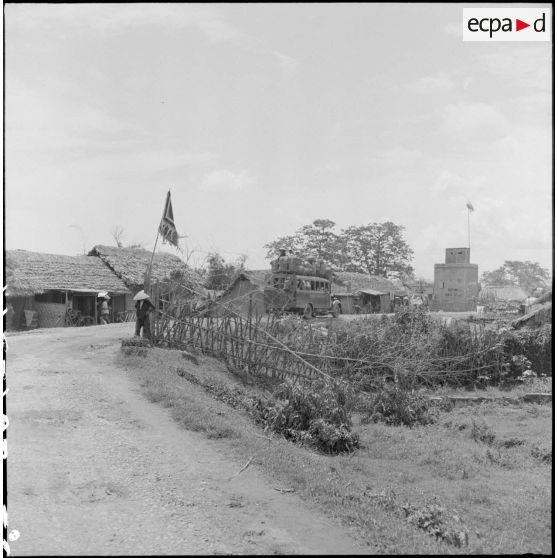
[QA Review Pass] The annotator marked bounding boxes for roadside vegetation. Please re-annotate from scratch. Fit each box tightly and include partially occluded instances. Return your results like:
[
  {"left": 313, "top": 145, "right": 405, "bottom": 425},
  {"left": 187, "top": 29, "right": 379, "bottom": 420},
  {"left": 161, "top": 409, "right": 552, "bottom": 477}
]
[{"left": 117, "top": 312, "right": 552, "bottom": 554}]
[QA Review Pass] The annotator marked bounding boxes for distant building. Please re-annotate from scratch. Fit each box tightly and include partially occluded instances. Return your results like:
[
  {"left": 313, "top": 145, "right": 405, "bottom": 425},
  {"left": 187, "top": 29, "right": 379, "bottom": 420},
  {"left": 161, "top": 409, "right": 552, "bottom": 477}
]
[
  {"left": 5, "top": 249, "right": 130, "bottom": 329},
  {"left": 331, "top": 272, "right": 407, "bottom": 314},
  {"left": 432, "top": 247, "right": 479, "bottom": 311},
  {"left": 211, "top": 270, "right": 269, "bottom": 316},
  {"left": 479, "top": 285, "right": 528, "bottom": 304}
]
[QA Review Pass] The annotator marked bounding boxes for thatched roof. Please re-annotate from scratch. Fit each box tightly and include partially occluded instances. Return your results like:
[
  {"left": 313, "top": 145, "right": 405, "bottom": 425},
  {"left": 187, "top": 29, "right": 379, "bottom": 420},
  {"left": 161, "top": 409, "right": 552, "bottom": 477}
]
[
  {"left": 6, "top": 250, "right": 130, "bottom": 297},
  {"left": 331, "top": 271, "right": 403, "bottom": 295},
  {"left": 89, "top": 245, "right": 203, "bottom": 291},
  {"left": 220, "top": 270, "right": 269, "bottom": 296},
  {"left": 236, "top": 270, "right": 269, "bottom": 289},
  {"left": 479, "top": 285, "right": 528, "bottom": 302}
]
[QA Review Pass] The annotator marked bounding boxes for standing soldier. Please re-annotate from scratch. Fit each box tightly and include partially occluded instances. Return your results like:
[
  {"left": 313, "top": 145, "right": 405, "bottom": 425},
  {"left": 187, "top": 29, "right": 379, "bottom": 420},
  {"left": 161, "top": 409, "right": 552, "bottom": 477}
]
[{"left": 134, "top": 290, "right": 156, "bottom": 339}]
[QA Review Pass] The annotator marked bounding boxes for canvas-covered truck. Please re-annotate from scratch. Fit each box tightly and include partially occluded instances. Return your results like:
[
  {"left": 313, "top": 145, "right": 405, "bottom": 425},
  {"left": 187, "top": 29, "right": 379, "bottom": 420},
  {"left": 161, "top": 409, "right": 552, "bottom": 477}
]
[{"left": 263, "top": 251, "right": 341, "bottom": 318}]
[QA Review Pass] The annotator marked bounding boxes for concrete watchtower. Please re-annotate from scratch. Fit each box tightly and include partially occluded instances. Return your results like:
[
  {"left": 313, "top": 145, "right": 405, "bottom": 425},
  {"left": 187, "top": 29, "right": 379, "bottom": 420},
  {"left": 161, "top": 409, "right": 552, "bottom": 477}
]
[{"left": 432, "top": 248, "right": 479, "bottom": 311}]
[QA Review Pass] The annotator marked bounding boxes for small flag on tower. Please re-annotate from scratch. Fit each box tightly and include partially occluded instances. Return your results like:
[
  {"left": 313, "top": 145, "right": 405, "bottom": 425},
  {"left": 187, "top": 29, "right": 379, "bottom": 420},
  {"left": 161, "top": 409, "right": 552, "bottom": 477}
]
[
  {"left": 159, "top": 190, "right": 179, "bottom": 247},
  {"left": 466, "top": 201, "right": 474, "bottom": 212}
]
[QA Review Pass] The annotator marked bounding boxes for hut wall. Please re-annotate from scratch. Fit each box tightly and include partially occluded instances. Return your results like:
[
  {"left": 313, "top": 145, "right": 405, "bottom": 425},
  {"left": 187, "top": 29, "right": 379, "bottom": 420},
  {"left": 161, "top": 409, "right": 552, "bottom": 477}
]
[
  {"left": 379, "top": 294, "right": 391, "bottom": 313},
  {"left": 35, "top": 302, "right": 66, "bottom": 328},
  {"left": 124, "top": 293, "right": 136, "bottom": 312},
  {"left": 111, "top": 295, "right": 127, "bottom": 316},
  {"left": 6, "top": 297, "right": 34, "bottom": 330},
  {"left": 334, "top": 294, "right": 353, "bottom": 314}
]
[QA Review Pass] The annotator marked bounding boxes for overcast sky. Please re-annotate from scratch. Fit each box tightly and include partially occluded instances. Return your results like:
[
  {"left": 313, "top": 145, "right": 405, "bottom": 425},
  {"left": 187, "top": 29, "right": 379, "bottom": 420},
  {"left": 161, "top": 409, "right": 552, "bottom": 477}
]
[{"left": 4, "top": 3, "right": 553, "bottom": 279}]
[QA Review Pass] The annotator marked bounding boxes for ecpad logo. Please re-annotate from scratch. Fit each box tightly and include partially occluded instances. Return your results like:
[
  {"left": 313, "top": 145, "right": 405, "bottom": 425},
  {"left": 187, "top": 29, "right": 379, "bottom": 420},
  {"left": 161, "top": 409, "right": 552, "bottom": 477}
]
[
  {"left": 468, "top": 13, "right": 545, "bottom": 37},
  {"left": 463, "top": 8, "right": 550, "bottom": 41}
]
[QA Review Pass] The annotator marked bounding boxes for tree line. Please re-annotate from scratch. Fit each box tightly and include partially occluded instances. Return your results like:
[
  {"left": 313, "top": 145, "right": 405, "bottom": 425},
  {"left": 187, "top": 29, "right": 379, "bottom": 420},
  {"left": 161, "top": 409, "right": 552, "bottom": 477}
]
[
  {"left": 480, "top": 261, "right": 550, "bottom": 295},
  {"left": 109, "top": 223, "right": 550, "bottom": 295},
  {"left": 198, "top": 219, "right": 415, "bottom": 289},
  {"left": 263, "top": 219, "right": 414, "bottom": 279}
]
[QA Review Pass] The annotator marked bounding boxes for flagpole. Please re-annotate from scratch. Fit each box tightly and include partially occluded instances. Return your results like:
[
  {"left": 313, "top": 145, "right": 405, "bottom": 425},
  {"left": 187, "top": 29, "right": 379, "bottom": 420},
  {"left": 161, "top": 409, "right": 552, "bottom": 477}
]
[
  {"left": 145, "top": 189, "right": 170, "bottom": 290},
  {"left": 468, "top": 208, "right": 470, "bottom": 250},
  {"left": 145, "top": 230, "right": 161, "bottom": 289}
]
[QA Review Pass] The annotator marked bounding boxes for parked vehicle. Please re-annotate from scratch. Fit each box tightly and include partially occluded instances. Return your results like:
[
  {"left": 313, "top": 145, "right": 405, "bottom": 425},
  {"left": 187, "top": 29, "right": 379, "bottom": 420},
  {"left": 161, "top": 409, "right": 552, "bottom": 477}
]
[{"left": 264, "top": 252, "right": 341, "bottom": 318}]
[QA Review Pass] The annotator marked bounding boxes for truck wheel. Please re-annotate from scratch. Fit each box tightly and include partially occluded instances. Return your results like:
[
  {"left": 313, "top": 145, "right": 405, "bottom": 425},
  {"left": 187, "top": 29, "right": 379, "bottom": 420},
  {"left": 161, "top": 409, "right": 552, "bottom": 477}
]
[
  {"left": 331, "top": 303, "right": 341, "bottom": 318},
  {"left": 303, "top": 304, "right": 313, "bottom": 320}
]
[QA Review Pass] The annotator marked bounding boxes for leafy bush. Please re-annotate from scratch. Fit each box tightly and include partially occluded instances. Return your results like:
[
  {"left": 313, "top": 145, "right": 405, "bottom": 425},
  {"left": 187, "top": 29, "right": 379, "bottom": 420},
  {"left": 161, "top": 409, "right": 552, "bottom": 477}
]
[
  {"left": 471, "top": 419, "right": 496, "bottom": 445},
  {"left": 364, "top": 381, "right": 436, "bottom": 427},
  {"left": 257, "top": 379, "right": 360, "bottom": 454},
  {"left": 502, "top": 324, "right": 552, "bottom": 378},
  {"left": 402, "top": 498, "right": 469, "bottom": 547},
  {"left": 394, "top": 305, "right": 432, "bottom": 334}
]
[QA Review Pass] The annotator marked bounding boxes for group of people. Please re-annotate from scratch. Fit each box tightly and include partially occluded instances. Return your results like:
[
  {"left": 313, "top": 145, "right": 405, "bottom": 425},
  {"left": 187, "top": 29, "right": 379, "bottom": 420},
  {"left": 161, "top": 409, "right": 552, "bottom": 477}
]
[{"left": 97, "top": 290, "right": 156, "bottom": 339}]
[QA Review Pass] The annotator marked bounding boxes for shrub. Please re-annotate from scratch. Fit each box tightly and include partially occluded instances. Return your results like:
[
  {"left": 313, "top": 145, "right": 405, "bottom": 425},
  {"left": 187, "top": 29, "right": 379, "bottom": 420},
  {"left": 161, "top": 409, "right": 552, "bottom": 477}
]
[
  {"left": 471, "top": 419, "right": 496, "bottom": 445},
  {"left": 402, "top": 498, "right": 469, "bottom": 547},
  {"left": 257, "top": 379, "right": 360, "bottom": 454},
  {"left": 502, "top": 325, "right": 552, "bottom": 378},
  {"left": 394, "top": 305, "right": 432, "bottom": 334},
  {"left": 364, "top": 382, "right": 436, "bottom": 427}
]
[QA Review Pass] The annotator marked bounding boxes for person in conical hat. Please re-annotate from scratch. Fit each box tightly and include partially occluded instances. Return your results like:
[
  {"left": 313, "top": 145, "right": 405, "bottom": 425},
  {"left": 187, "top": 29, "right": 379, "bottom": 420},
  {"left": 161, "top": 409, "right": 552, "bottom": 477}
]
[
  {"left": 99, "top": 294, "right": 111, "bottom": 325},
  {"left": 134, "top": 290, "right": 155, "bottom": 339}
]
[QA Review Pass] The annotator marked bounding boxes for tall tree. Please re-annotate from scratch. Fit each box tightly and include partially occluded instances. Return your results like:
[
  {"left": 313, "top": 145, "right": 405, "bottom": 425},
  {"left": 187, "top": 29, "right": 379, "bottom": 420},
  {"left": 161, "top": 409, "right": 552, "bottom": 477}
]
[
  {"left": 204, "top": 252, "right": 237, "bottom": 290},
  {"left": 298, "top": 219, "right": 338, "bottom": 260},
  {"left": 342, "top": 222, "right": 414, "bottom": 278},
  {"left": 264, "top": 219, "right": 414, "bottom": 278},
  {"left": 264, "top": 219, "right": 341, "bottom": 268},
  {"left": 263, "top": 233, "right": 304, "bottom": 258},
  {"left": 481, "top": 260, "right": 550, "bottom": 294}
]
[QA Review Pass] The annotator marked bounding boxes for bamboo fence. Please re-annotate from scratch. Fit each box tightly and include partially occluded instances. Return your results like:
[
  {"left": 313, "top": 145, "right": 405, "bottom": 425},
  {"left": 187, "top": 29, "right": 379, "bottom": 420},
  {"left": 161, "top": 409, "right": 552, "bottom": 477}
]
[{"left": 147, "top": 283, "right": 336, "bottom": 386}]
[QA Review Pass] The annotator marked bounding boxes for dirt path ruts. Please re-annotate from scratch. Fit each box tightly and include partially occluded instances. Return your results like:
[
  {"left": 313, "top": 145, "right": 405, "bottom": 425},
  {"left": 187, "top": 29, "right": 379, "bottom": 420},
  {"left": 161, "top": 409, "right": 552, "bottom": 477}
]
[{"left": 6, "top": 324, "right": 367, "bottom": 555}]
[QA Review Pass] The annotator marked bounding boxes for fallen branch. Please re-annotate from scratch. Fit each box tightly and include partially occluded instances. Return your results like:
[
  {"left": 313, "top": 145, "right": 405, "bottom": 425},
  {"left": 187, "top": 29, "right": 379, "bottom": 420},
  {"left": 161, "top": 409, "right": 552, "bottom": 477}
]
[
  {"left": 228, "top": 455, "right": 257, "bottom": 481},
  {"left": 273, "top": 486, "right": 295, "bottom": 494}
]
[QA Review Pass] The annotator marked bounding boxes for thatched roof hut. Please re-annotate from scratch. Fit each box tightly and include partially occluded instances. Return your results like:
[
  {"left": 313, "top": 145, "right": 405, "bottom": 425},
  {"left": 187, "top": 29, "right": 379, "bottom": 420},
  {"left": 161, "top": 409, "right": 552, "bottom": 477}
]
[
  {"left": 88, "top": 245, "right": 204, "bottom": 295},
  {"left": 331, "top": 271, "right": 403, "bottom": 295},
  {"left": 479, "top": 285, "right": 528, "bottom": 303},
  {"left": 229, "top": 270, "right": 269, "bottom": 290},
  {"left": 210, "top": 270, "right": 269, "bottom": 316},
  {"left": 6, "top": 250, "right": 130, "bottom": 297}
]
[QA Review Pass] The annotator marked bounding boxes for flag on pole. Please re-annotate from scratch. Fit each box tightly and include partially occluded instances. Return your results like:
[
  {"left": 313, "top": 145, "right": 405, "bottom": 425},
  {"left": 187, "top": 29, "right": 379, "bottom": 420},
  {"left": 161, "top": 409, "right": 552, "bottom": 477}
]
[
  {"left": 159, "top": 190, "right": 179, "bottom": 247},
  {"left": 466, "top": 201, "right": 474, "bottom": 212}
]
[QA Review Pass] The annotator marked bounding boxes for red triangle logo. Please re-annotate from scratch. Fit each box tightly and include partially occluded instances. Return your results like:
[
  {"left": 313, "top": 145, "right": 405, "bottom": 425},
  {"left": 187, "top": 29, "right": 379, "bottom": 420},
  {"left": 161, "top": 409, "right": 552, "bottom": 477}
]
[{"left": 516, "top": 19, "right": 530, "bottom": 31}]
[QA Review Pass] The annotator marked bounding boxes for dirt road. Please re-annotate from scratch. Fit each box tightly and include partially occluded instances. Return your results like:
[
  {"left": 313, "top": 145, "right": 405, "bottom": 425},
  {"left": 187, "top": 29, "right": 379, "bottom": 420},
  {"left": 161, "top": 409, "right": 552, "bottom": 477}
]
[{"left": 6, "top": 324, "right": 367, "bottom": 555}]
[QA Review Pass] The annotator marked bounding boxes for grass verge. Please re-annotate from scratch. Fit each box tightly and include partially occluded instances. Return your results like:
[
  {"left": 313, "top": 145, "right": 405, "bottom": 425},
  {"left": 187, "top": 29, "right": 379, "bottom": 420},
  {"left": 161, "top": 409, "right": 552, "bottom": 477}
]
[{"left": 116, "top": 346, "right": 552, "bottom": 555}]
